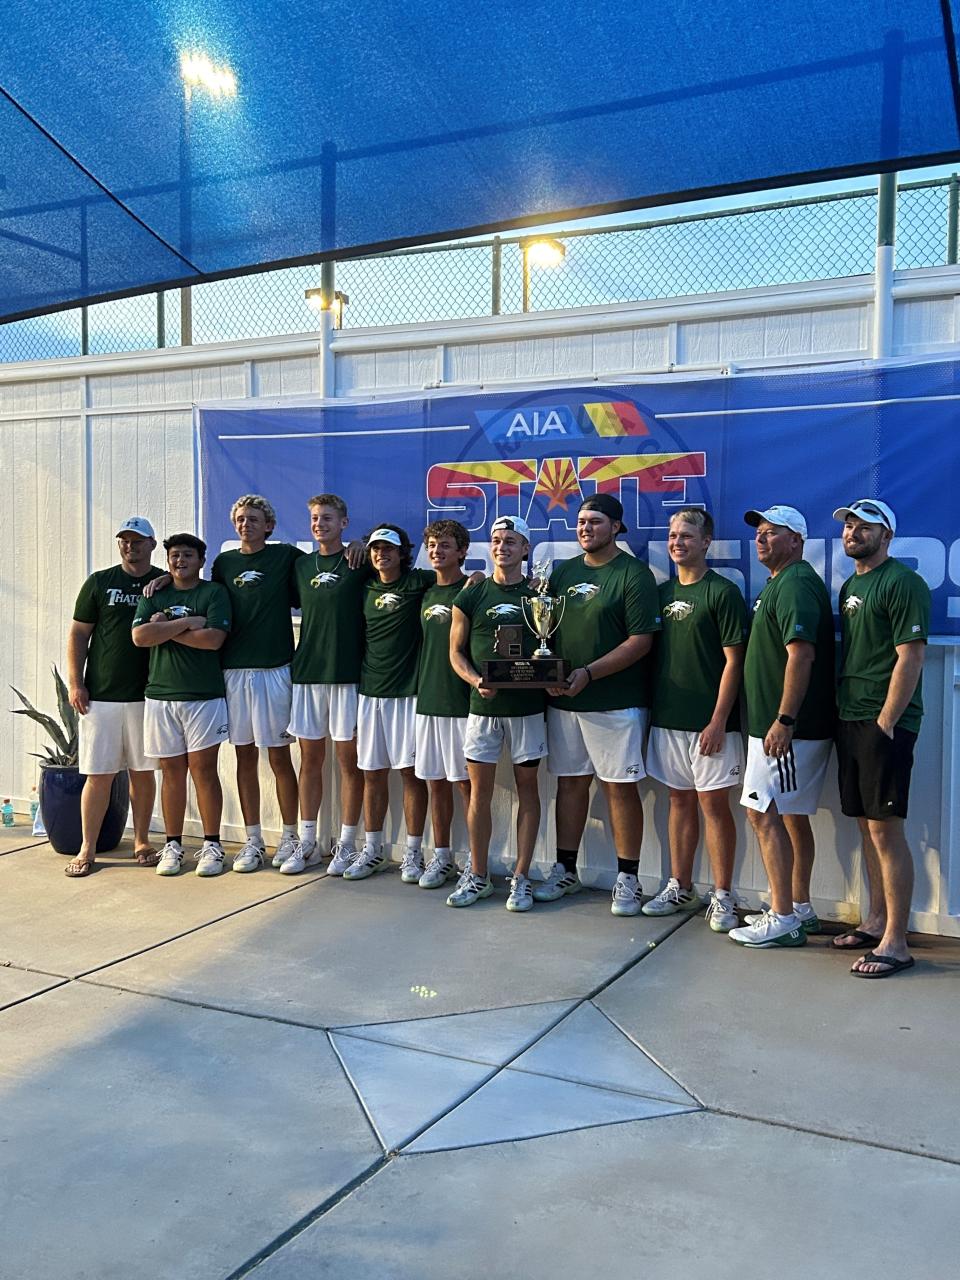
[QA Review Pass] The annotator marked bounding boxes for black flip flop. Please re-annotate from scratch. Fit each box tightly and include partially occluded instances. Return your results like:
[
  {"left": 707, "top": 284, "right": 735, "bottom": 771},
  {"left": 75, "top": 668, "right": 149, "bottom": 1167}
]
[
  {"left": 851, "top": 952, "right": 915, "bottom": 979},
  {"left": 832, "top": 928, "right": 880, "bottom": 951}
]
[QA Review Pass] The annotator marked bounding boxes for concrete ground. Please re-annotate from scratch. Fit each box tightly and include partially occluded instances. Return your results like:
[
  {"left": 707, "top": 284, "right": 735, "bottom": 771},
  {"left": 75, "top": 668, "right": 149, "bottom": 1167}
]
[{"left": 1, "top": 827, "right": 958, "bottom": 1280}]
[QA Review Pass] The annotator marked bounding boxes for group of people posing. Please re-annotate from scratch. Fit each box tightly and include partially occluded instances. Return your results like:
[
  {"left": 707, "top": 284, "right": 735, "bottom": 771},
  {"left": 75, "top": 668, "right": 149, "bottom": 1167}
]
[{"left": 66, "top": 489, "right": 930, "bottom": 979}]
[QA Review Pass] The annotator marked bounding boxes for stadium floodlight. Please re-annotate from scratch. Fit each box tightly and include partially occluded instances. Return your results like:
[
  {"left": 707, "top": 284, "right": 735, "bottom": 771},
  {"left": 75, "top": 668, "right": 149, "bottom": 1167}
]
[
  {"left": 305, "top": 288, "right": 349, "bottom": 328},
  {"left": 521, "top": 237, "right": 567, "bottom": 311},
  {"left": 179, "top": 51, "right": 238, "bottom": 100}
]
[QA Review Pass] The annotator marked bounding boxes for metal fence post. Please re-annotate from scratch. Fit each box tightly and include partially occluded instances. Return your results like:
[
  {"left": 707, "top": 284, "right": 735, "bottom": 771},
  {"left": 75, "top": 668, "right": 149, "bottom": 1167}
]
[
  {"left": 948, "top": 173, "right": 959, "bottom": 265},
  {"left": 491, "top": 236, "right": 502, "bottom": 315},
  {"left": 156, "top": 291, "right": 166, "bottom": 349},
  {"left": 180, "top": 287, "right": 193, "bottom": 346},
  {"left": 872, "top": 171, "right": 897, "bottom": 359},
  {"left": 319, "top": 258, "right": 336, "bottom": 398}
]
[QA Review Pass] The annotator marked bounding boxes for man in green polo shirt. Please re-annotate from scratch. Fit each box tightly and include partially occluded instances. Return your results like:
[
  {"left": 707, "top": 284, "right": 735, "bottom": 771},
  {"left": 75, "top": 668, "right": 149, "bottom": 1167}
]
[
  {"left": 285, "top": 493, "right": 367, "bottom": 876},
  {"left": 542, "top": 494, "right": 660, "bottom": 919},
  {"left": 448, "top": 516, "right": 547, "bottom": 912},
  {"left": 65, "top": 517, "right": 166, "bottom": 877},
  {"left": 729, "top": 504, "right": 835, "bottom": 949},
  {"left": 211, "top": 495, "right": 305, "bottom": 874},
  {"left": 413, "top": 519, "right": 472, "bottom": 889},
  {"left": 832, "top": 498, "right": 930, "bottom": 978},
  {"left": 343, "top": 525, "right": 435, "bottom": 882},
  {"left": 132, "top": 533, "right": 232, "bottom": 878},
  {"left": 644, "top": 508, "right": 748, "bottom": 932}
]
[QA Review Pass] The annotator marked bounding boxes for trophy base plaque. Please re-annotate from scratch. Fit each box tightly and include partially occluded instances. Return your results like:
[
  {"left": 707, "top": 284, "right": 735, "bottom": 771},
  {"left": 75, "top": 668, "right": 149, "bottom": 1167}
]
[{"left": 480, "top": 656, "right": 571, "bottom": 690}]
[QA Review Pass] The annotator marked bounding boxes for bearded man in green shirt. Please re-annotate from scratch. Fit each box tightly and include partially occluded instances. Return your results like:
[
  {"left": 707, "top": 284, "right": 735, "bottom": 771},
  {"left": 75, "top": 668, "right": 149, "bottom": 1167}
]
[
  {"left": 65, "top": 517, "right": 165, "bottom": 877},
  {"left": 832, "top": 499, "right": 930, "bottom": 978},
  {"left": 730, "top": 505, "right": 835, "bottom": 950}
]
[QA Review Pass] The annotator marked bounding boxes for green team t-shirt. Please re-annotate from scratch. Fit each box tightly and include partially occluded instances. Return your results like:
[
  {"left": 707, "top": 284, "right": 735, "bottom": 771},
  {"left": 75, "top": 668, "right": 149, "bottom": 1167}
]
[
  {"left": 743, "top": 560, "right": 835, "bottom": 741},
  {"left": 360, "top": 569, "right": 436, "bottom": 698},
  {"left": 839, "top": 557, "right": 930, "bottom": 732},
  {"left": 291, "top": 553, "right": 369, "bottom": 685},
  {"left": 652, "top": 570, "right": 749, "bottom": 732},
  {"left": 211, "top": 543, "right": 305, "bottom": 670},
  {"left": 453, "top": 577, "right": 546, "bottom": 718},
  {"left": 417, "top": 578, "right": 471, "bottom": 717},
  {"left": 548, "top": 552, "right": 661, "bottom": 712},
  {"left": 132, "top": 581, "right": 232, "bottom": 701},
  {"left": 73, "top": 563, "right": 165, "bottom": 702}
]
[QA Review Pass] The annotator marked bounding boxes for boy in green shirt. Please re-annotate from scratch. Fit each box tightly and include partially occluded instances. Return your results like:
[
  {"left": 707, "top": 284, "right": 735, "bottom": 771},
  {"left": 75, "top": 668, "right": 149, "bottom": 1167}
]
[{"left": 132, "top": 534, "right": 231, "bottom": 878}]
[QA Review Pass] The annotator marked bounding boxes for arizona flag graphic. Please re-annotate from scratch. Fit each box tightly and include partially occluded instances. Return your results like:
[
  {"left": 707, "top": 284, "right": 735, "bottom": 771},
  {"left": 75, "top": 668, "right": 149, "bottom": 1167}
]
[{"left": 582, "top": 401, "right": 655, "bottom": 437}]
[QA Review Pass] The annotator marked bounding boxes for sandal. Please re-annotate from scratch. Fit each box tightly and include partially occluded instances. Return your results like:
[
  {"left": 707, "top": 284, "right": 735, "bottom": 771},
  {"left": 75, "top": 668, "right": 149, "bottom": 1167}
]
[
  {"left": 832, "top": 928, "right": 880, "bottom": 951},
  {"left": 133, "top": 847, "right": 160, "bottom": 867},
  {"left": 65, "top": 856, "right": 95, "bottom": 878}
]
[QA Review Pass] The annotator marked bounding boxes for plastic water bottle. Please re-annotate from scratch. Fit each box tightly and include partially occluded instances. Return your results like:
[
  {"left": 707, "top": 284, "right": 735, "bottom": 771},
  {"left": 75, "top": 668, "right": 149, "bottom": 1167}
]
[
  {"left": 1, "top": 799, "right": 14, "bottom": 827},
  {"left": 30, "top": 788, "right": 39, "bottom": 824}
]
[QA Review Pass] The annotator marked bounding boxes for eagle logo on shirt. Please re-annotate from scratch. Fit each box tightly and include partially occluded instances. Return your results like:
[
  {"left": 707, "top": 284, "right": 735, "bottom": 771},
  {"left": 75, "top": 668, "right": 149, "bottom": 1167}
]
[
  {"left": 842, "top": 595, "right": 864, "bottom": 615},
  {"left": 423, "top": 604, "right": 452, "bottom": 621},
  {"left": 567, "top": 583, "right": 599, "bottom": 600},
  {"left": 310, "top": 571, "right": 340, "bottom": 589},
  {"left": 164, "top": 605, "right": 194, "bottom": 619},
  {"left": 375, "top": 592, "right": 402, "bottom": 610},
  {"left": 233, "top": 570, "right": 264, "bottom": 588},
  {"left": 486, "top": 603, "right": 521, "bottom": 619},
  {"left": 663, "top": 600, "right": 695, "bottom": 620}
]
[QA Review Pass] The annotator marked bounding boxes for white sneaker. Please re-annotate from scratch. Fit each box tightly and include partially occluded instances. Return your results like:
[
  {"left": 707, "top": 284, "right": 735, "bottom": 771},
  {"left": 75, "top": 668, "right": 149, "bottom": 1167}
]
[
  {"left": 195, "top": 841, "right": 225, "bottom": 877},
  {"left": 446, "top": 869, "right": 494, "bottom": 907},
  {"left": 271, "top": 832, "right": 300, "bottom": 869},
  {"left": 641, "top": 876, "right": 701, "bottom": 917},
  {"left": 232, "top": 836, "right": 265, "bottom": 874},
  {"left": 400, "top": 848, "right": 426, "bottom": 884},
  {"left": 532, "top": 862, "right": 582, "bottom": 902},
  {"left": 729, "top": 910, "right": 807, "bottom": 948},
  {"left": 326, "top": 841, "right": 358, "bottom": 876},
  {"left": 506, "top": 874, "right": 534, "bottom": 912},
  {"left": 705, "top": 890, "right": 738, "bottom": 933},
  {"left": 155, "top": 840, "right": 184, "bottom": 877},
  {"left": 279, "top": 841, "right": 323, "bottom": 876},
  {"left": 342, "top": 843, "right": 386, "bottom": 880},
  {"left": 418, "top": 856, "right": 456, "bottom": 889},
  {"left": 611, "top": 872, "right": 642, "bottom": 917},
  {"left": 743, "top": 903, "right": 820, "bottom": 934}
]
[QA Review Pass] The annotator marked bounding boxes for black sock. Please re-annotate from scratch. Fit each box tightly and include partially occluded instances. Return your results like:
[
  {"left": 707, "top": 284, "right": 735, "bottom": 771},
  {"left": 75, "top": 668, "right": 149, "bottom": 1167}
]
[
  {"left": 166, "top": 834, "right": 183, "bottom": 845},
  {"left": 557, "top": 848, "right": 579, "bottom": 874},
  {"left": 617, "top": 857, "right": 640, "bottom": 877},
  {"left": 203, "top": 833, "right": 221, "bottom": 844}
]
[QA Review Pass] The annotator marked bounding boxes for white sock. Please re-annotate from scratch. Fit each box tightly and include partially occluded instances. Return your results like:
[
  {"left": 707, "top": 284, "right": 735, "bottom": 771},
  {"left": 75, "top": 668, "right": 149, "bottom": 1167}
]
[
  {"left": 772, "top": 910, "right": 797, "bottom": 922},
  {"left": 405, "top": 835, "right": 423, "bottom": 855},
  {"left": 793, "top": 900, "right": 812, "bottom": 914},
  {"left": 435, "top": 845, "right": 452, "bottom": 864},
  {"left": 301, "top": 821, "right": 317, "bottom": 848},
  {"left": 365, "top": 830, "right": 384, "bottom": 851},
  {"left": 245, "top": 824, "right": 262, "bottom": 842},
  {"left": 282, "top": 823, "right": 298, "bottom": 838},
  {"left": 340, "top": 823, "right": 358, "bottom": 847}
]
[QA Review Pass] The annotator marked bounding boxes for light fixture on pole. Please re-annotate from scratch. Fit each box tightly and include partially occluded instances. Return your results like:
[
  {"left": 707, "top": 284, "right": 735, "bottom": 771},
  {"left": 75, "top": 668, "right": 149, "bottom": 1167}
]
[
  {"left": 305, "top": 287, "right": 349, "bottom": 329},
  {"left": 521, "top": 236, "right": 566, "bottom": 312}
]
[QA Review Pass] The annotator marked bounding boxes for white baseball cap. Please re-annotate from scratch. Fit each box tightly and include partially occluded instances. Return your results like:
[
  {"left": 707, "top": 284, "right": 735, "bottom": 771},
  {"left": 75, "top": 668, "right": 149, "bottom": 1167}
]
[
  {"left": 832, "top": 498, "right": 897, "bottom": 534},
  {"left": 366, "top": 527, "right": 402, "bottom": 547},
  {"left": 490, "top": 516, "right": 532, "bottom": 542},
  {"left": 744, "top": 505, "right": 808, "bottom": 538},
  {"left": 116, "top": 517, "right": 155, "bottom": 539}
]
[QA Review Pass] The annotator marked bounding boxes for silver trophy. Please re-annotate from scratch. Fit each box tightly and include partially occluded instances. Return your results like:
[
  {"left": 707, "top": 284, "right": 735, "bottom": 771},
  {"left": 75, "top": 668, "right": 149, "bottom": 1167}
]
[{"left": 521, "top": 557, "right": 566, "bottom": 658}]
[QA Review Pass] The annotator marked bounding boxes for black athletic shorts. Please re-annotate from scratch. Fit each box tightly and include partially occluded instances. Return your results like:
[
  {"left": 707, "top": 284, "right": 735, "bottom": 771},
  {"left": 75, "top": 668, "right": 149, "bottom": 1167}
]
[{"left": 836, "top": 719, "right": 917, "bottom": 820}]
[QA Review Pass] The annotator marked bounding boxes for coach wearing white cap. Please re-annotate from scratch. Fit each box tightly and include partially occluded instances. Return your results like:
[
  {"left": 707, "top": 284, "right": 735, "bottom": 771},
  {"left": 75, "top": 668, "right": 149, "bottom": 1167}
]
[
  {"left": 64, "top": 518, "right": 164, "bottom": 877},
  {"left": 729, "top": 505, "right": 836, "bottom": 949}
]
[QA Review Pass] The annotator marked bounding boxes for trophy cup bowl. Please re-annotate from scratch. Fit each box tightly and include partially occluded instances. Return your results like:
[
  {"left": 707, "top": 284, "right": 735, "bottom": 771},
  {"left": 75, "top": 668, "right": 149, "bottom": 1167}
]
[
  {"left": 521, "top": 593, "right": 565, "bottom": 657},
  {"left": 479, "top": 554, "right": 571, "bottom": 689}
]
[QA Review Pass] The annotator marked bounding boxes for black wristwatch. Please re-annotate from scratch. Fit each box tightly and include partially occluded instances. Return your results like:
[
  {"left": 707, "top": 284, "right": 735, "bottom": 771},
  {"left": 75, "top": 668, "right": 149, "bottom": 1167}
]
[{"left": 777, "top": 713, "right": 796, "bottom": 727}]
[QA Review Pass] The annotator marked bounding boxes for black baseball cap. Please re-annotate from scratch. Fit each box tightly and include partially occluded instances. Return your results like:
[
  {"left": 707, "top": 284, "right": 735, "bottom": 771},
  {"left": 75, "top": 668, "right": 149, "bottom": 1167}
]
[{"left": 579, "top": 494, "right": 627, "bottom": 534}]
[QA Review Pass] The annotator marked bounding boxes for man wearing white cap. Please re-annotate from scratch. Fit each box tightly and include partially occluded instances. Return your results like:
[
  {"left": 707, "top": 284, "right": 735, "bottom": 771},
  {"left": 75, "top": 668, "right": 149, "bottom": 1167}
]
[
  {"left": 729, "top": 505, "right": 835, "bottom": 948},
  {"left": 832, "top": 499, "right": 930, "bottom": 977},
  {"left": 65, "top": 517, "right": 165, "bottom": 877},
  {"left": 448, "top": 516, "right": 547, "bottom": 911}
]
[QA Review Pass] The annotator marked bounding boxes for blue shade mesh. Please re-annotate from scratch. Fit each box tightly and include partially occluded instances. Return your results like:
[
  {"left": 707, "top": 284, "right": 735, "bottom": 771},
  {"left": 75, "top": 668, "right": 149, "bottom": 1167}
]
[{"left": 2, "top": 0, "right": 959, "bottom": 321}]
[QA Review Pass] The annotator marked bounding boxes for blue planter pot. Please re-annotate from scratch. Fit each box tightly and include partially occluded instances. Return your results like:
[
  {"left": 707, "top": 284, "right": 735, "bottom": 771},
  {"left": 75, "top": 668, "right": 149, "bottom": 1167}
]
[{"left": 38, "top": 767, "right": 130, "bottom": 856}]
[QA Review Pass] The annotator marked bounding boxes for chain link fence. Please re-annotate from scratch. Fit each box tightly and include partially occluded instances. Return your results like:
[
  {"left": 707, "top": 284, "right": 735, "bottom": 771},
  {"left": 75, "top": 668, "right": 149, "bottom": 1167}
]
[{"left": 2, "top": 177, "right": 958, "bottom": 366}]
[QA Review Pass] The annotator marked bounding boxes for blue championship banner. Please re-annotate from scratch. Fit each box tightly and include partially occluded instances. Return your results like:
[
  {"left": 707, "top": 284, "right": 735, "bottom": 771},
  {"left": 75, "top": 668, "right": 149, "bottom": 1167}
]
[{"left": 199, "top": 360, "right": 960, "bottom": 636}]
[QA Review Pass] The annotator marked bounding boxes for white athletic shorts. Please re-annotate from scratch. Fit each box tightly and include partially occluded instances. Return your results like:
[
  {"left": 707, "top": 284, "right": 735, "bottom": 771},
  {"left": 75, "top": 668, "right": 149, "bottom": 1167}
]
[
  {"left": 224, "top": 666, "right": 295, "bottom": 748},
  {"left": 740, "top": 735, "right": 832, "bottom": 815},
  {"left": 464, "top": 713, "right": 547, "bottom": 766},
  {"left": 78, "top": 700, "right": 155, "bottom": 774},
  {"left": 546, "top": 706, "right": 648, "bottom": 783},
  {"left": 289, "top": 683, "right": 358, "bottom": 742},
  {"left": 357, "top": 694, "right": 417, "bottom": 771},
  {"left": 144, "top": 698, "right": 230, "bottom": 758},
  {"left": 646, "top": 726, "right": 744, "bottom": 793},
  {"left": 415, "top": 714, "right": 469, "bottom": 782}
]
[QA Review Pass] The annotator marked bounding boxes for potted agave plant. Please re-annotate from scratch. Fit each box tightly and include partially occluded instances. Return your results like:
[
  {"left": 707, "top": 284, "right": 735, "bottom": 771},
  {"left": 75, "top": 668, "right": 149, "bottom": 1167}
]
[{"left": 10, "top": 666, "right": 129, "bottom": 856}]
